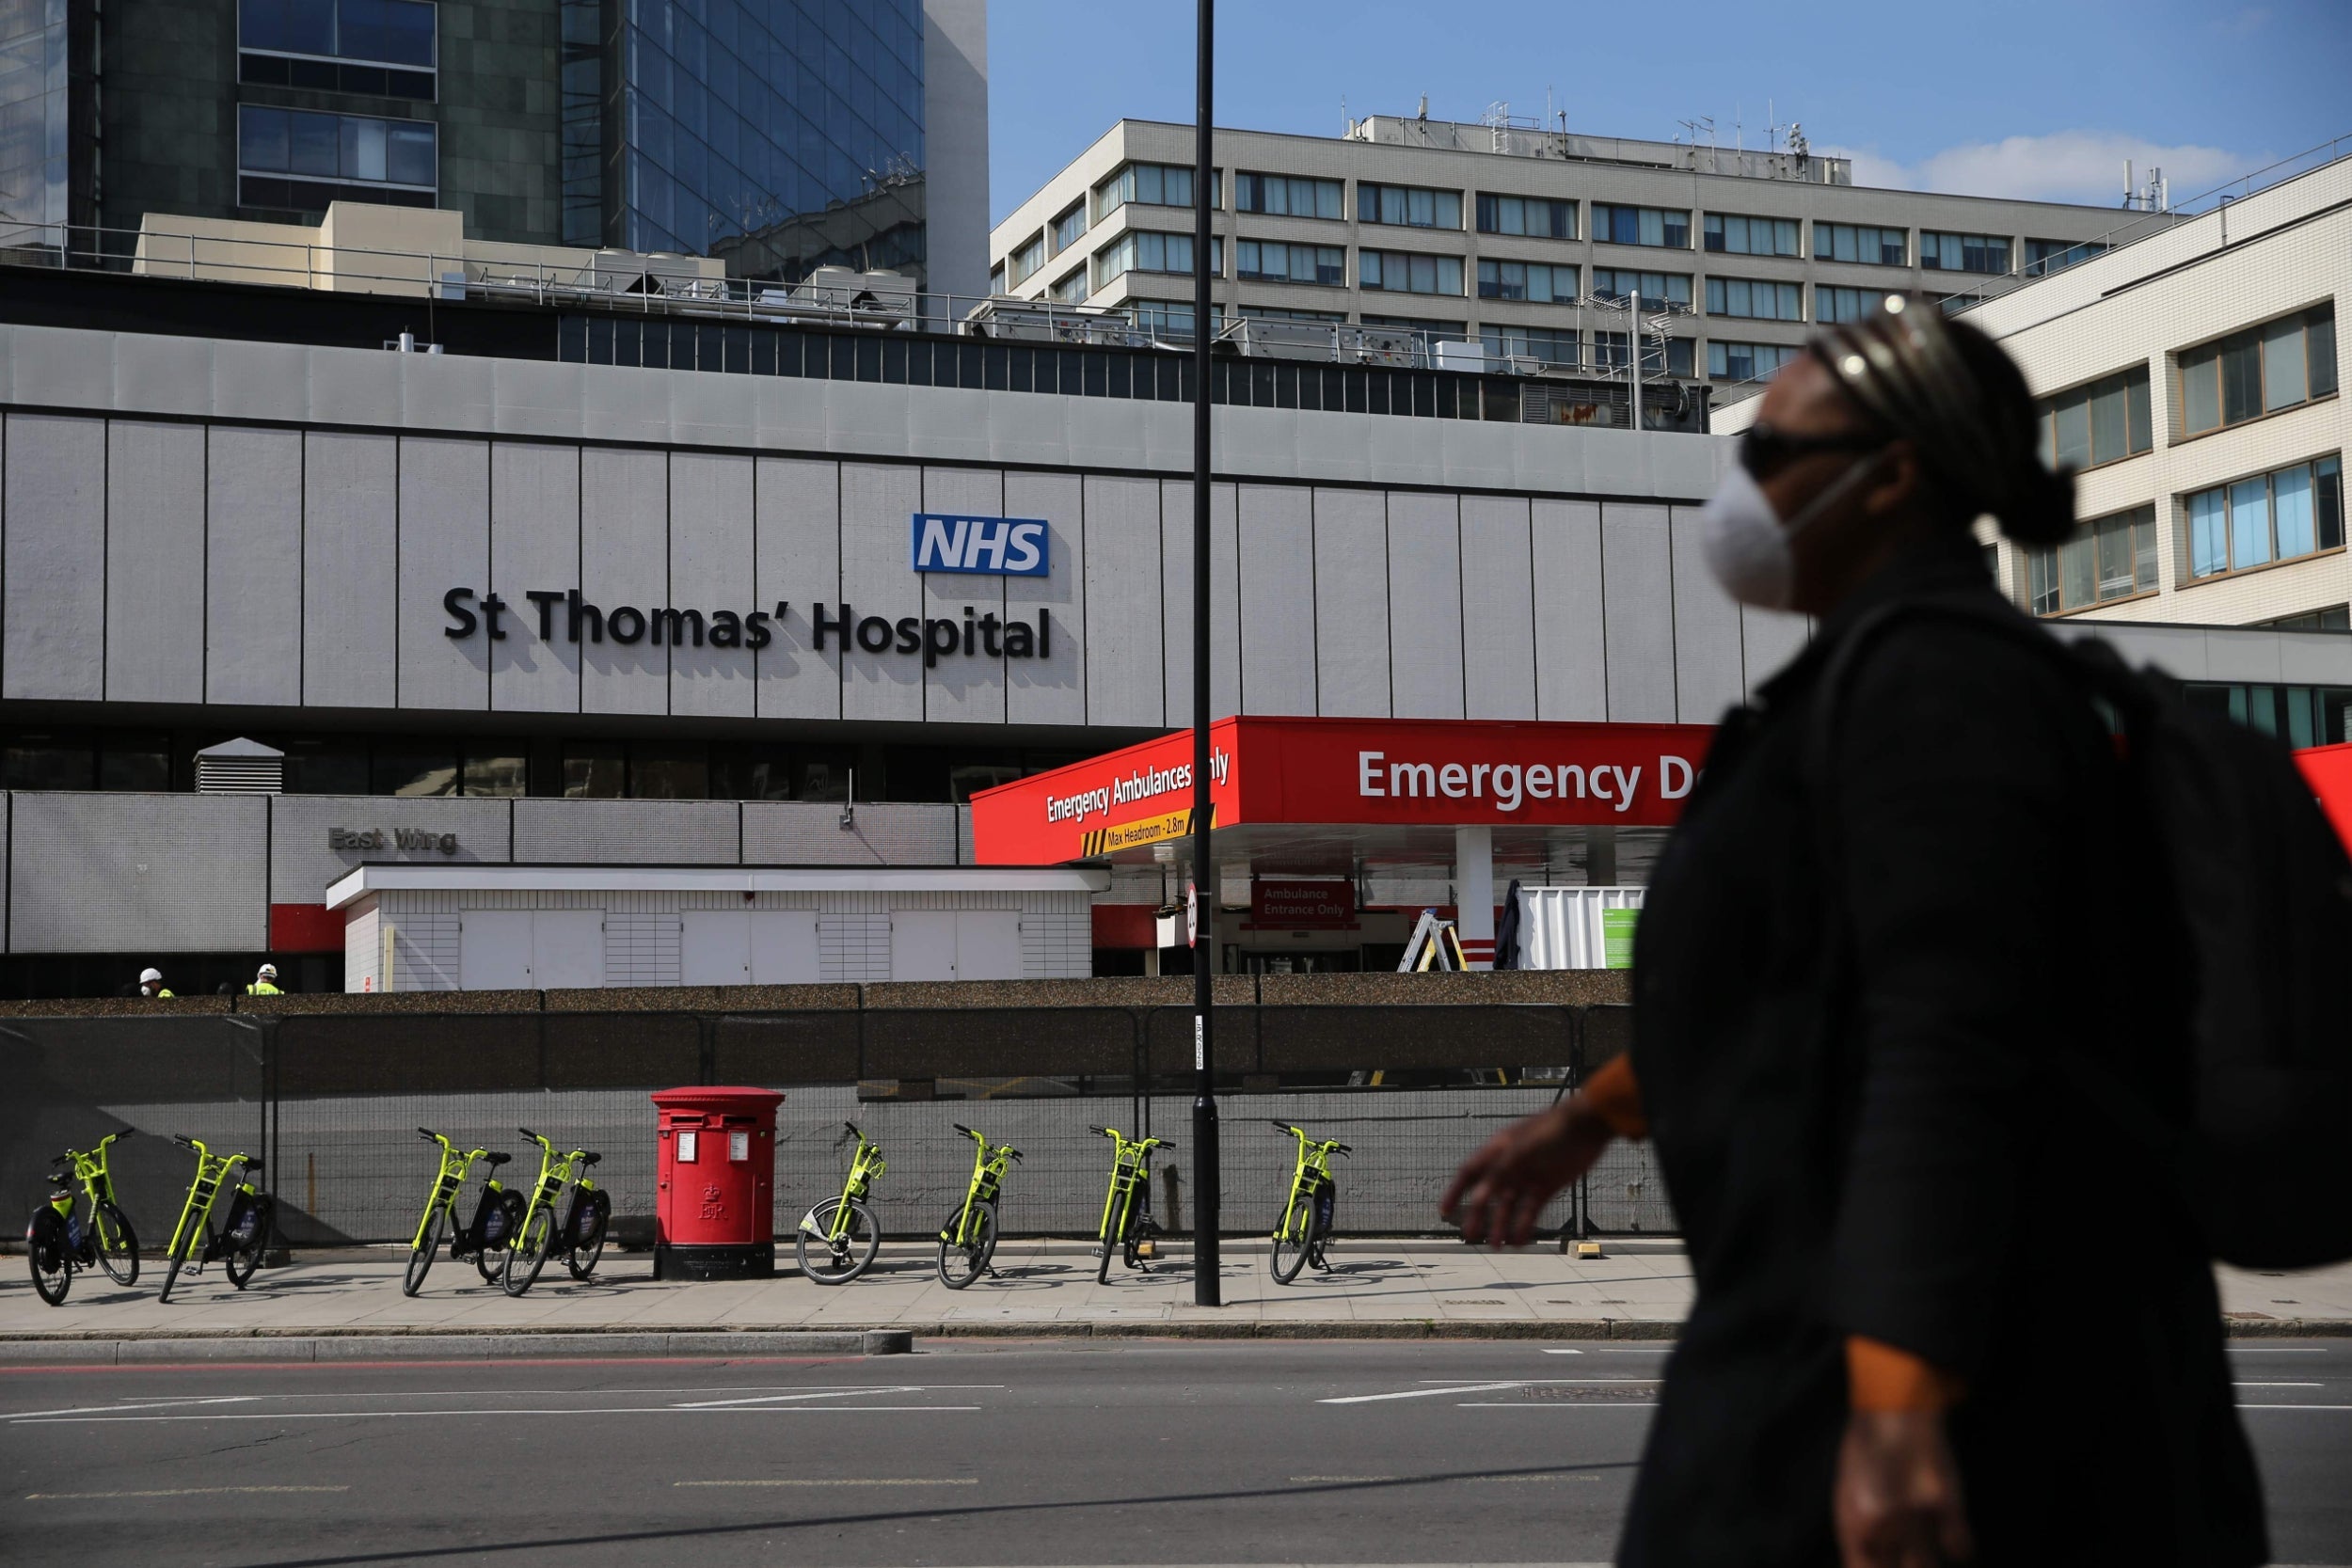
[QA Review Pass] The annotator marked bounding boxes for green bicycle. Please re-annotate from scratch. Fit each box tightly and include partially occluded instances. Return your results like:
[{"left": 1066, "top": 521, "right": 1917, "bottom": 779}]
[
  {"left": 501, "top": 1129, "right": 609, "bottom": 1297},
  {"left": 25, "top": 1131, "right": 140, "bottom": 1306},
  {"left": 158, "top": 1135, "right": 274, "bottom": 1304},
  {"left": 798, "top": 1121, "right": 884, "bottom": 1285},
  {"left": 1091, "top": 1124, "right": 1174, "bottom": 1286},
  {"left": 1269, "top": 1120, "right": 1349, "bottom": 1284},
  {"left": 404, "top": 1128, "right": 524, "bottom": 1296},
  {"left": 937, "top": 1123, "right": 1019, "bottom": 1290}
]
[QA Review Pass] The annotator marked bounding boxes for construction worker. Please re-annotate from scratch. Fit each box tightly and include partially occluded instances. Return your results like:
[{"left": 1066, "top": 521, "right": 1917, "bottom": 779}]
[
  {"left": 137, "top": 967, "right": 174, "bottom": 999},
  {"left": 245, "top": 962, "right": 283, "bottom": 996}
]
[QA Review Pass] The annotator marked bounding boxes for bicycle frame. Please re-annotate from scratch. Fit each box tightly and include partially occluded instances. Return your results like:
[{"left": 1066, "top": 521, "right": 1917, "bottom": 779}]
[
  {"left": 828, "top": 1125, "right": 886, "bottom": 1242},
  {"left": 941, "top": 1126, "right": 1017, "bottom": 1247},
  {"left": 513, "top": 1131, "right": 589, "bottom": 1249},
  {"left": 166, "top": 1136, "right": 260, "bottom": 1263},
  {"left": 413, "top": 1132, "right": 496, "bottom": 1248},
  {"left": 1094, "top": 1126, "right": 1169, "bottom": 1247},
  {"left": 1275, "top": 1122, "right": 1348, "bottom": 1241},
  {"left": 56, "top": 1132, "right": 131, "bottom": 1247}
]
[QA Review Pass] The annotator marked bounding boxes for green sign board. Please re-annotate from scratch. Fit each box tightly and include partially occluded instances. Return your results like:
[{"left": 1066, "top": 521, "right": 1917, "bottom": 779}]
[{"left": 1601, "top": 907, "right": 1641, "bottom": 970}]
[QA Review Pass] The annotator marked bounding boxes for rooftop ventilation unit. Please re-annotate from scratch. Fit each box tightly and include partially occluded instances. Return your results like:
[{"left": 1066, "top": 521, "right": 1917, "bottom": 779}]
[{"left": 195, "top": 736, "right": 285, "bottom": 795}]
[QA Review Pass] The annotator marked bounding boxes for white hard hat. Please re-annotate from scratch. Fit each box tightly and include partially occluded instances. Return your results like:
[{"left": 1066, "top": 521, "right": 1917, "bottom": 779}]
[
  {"left": 258, "top": 963, "right": 278, "bottom": 979},
  {"left": 140, "top": 968, "right": 163, "bottom": 985}
]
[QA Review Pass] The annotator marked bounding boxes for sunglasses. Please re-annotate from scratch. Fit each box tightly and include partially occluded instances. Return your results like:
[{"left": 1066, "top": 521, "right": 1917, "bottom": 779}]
[{"left": 1739, "top": 422, "right": 1885, "bottom": 483}]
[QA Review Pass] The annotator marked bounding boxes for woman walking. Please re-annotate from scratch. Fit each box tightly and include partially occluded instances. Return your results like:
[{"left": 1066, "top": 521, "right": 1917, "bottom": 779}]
[{"left": 1444, "top": 300, "right": 2265, "bottom": 1567}]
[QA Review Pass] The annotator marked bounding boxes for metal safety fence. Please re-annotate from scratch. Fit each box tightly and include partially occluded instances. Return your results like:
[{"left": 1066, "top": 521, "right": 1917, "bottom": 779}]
[{"left": 0, "top": 1005, "right": 1675, "bottom": 1248}]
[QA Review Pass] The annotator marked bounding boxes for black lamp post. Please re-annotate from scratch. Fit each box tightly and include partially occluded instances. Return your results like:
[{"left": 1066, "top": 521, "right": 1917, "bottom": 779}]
[{"left": 1188, "top": 0, "right": 1221, "bottom": 1308}]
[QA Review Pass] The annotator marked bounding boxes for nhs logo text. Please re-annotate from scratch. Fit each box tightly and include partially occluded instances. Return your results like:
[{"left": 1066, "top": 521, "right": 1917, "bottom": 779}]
[{"left": 911, "top": 515, "right": 1050, "bottom": 578}]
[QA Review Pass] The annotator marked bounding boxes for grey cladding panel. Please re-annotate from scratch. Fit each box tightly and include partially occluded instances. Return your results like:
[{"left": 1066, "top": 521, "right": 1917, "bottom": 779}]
[
  {"left": 1161, "top": 480, "right": 1242, "bottom": 721},
  {"left": 1310, "top": 487, "right": 1388, "bottom": 718},
  {"left": 1667, "top": 504, "right": 1745, "bottom": 724},
  {"left": 922, "top": 467, "right": 1005, "bottom": 724},
  {"left": 1081, "top": 473, "right": 1163, "bottom": 728},
  {"left": 1600, "top": 503, "right": 1676, "bottom": 721},
  {"left": 754, "top": 457, "right": 840, "bottom": 720},
  {"left": 1236, "top": 483, "right": 1318, "bottom": 716},
  {"left": 10, "top": 793, "right": 267, "bottom": 953},
  {"left": 104, "top": 420, "right": 206, "bottom": 705},
  {"left": 580, "top": 447, "right": 669, "bottom": 716},
  {"left": 742, "top": 801, "right": 959, "bottom": 865},
  {"left": 489, "top": 441, "right": 582, "bottom": 713},
  {"left": 512, "top": 800, "right": 739, "bottom": 863},
  {"left": 1385, "top": 491, "right": 1465, "bottom": 720},
  {"left": 1459, "top": 495, "right": 1535, "bottom": 721},
  {"left": 302, "top": 431, "right": 398, "bottom": 710},
  {"left": 1531, "top": 499, "right": 1606, "bottom": 721},
  {"left": 668, "top": 451, "right": 757, "bottom": 720},
  {"left": 837, "top": 463, "right": 923, "bottom": 723},
  {"left": 397, "top": 436, "right": 492, "bottom": 712},
  {"left": 205, "top": 424, "right": 304, "bottom": 707},
  {"left": 4, "top": 414, "right": 106, "bottom": 702},
  {"left": 1005, "top": 469, "right": 1085, "bottom": 727},
  {"left": 269, "top": 796, "right": 513, "bottom": 904}
]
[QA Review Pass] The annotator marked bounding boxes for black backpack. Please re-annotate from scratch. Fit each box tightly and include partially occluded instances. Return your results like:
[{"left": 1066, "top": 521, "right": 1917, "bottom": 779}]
[{"left": 1816, "top": 598, "right": 2352, "bottom": 1270}]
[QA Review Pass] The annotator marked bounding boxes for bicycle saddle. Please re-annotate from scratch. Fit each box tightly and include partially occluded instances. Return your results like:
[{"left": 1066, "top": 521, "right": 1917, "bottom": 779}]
[
  {"left": 482, "top": 1152, "right": 513, "bottom": 1167},
  {"left": 579, "top": 1151, "right": 602, "bottom": 1167}
]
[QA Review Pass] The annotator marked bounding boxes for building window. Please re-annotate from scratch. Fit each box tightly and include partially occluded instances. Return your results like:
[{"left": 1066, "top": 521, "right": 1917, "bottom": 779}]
[
  {"left": 1483, "top": 325, "right": 1580, "bottom": 368},
  {"left": 2036, "top": 368, "right": 2153, "bottom": 470},
  {"left": 1130, "top": 300, "right": 1200, "bottom": 338},
  {"left": 1813, "top": 223, "right": 1906, "bottom": 266},
  {"left": 2026, "top": 504, "right": 2157, "bottom": 615},
  {"left": 1819, "top": 285, "right": 1896, "bottom": 325},
  {"left": 1094, "top": 230, "right": 1206, "bottom": 288},
  {"left": 1359, "top": 249, "right": 1464, "bottom": 296},
  {"left": 1092, "top": 162, "right": 1213, "bottom": 222},
  {"left": 236, "top": 104, "right": 437, "bottom": 211},
  {"left": 1593, "top": 203, "right": 1691, "bottom": 249},
  {"left": 2184, "top": 682, "right": 2352, "bottom": 747},
  {"left": 1477, "top": 259, "right": 1576, "bottom": 304},
  {"left": 1235, "top": 240, "right": 1344, "bottom": 285},
  {"left": 1050, "top": 200, "right": 1087, "bottom": 254},
  {"left": 1919, "top": 230, "right": 2010, "bottom": 274},
  {"left": 2024, "top": 237, "right": 2106, "bottom": 277},
  {"left": 2260, "top": 605, "right": 2352, "bottom": 631},
  {"left": 1357, "top": 182, "right": 1462, "bottom": 230},
  {"left": 238, "top": 0, "right": 436, "bottom": 99},
  {"left": 1009, "top": 232, "right": 1046, "bottom": 285},
  {"left": 1240, "top": 305, "right": 1346, "bottom": 323},
  {"left": 2186, "top": 454, "right": 2344, "bottom": 579},
  {"left": 1708, "top": 341, "right": 1801, "bottom": 382},
  {"left": 1476, "top": 193, "right": 1575, "bottom": 239},
  {"left": 1703, "top": 213, "right": 1800, "bottom": 257},
  {"left": 989, "top": 262, "right": 1006, "bottom": 294},
  {"left": 1595, "top": 332, "right": 1694, "bottom": 377},
  {"left": 1706, "top": 277, "right": 1804, "bottom": 322},
  {"left": 1590, "top": 268, "right": 1691, "bottom": 309},
  {"left": 2178, "top": 305, "right": 2337, "bottom": 437},
  {"left": 1235, "top": 172, "right": 1343, "bottom": 219},
  {"left": 1048, "top": 267, "right": 1088, "bottom": 304}
]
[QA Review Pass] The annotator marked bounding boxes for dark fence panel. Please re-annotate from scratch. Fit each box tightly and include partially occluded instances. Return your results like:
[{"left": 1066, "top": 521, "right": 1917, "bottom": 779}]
[{"left": 712, "top": 1011, "right": 862, "bottom": 1085}]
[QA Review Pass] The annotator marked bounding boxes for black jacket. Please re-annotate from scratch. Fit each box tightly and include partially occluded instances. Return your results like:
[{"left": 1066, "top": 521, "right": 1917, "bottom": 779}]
[{"left": 1621, "top": 534, "right": 2265, "bottom": 1566}]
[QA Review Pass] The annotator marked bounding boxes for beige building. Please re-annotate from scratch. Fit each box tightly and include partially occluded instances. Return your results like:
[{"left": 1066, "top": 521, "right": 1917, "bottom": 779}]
[{"left": 990, "top": 115, "right": 2135, "bottom": 405}]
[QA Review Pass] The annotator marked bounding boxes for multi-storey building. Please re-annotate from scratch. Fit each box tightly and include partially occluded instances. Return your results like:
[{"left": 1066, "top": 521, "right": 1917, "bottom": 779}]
[
  {"left": 0, "top": 0, "right": 989, "bottom": 294},
  {"left": 989, "top": 115, "right": 2135, "bottom": 416}
]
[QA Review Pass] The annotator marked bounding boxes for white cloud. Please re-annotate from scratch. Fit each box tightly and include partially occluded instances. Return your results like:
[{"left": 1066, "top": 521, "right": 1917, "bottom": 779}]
[{"left": 1820, "top": 131, "right": 2265, "bottom": 208}]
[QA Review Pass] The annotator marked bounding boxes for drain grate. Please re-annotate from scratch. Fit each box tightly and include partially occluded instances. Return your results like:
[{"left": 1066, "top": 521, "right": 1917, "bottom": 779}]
[
  {"left": 1521, "top": 1382, "right": 1659, "bottom": 1402},
  {"left": 1442, "top": 1298, "right": 1506, "bottom": 1306}
]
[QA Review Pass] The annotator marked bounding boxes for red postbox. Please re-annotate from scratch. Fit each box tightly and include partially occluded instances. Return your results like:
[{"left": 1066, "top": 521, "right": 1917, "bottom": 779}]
[{"left": 651, "top": 1086, "right": 783, "bottom": 1280}]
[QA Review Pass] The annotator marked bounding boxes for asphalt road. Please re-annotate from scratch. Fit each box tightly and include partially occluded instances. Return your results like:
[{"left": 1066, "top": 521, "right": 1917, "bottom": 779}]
[{"left": 1, "top": 1338, "right": 2346, "bottom": 1567}]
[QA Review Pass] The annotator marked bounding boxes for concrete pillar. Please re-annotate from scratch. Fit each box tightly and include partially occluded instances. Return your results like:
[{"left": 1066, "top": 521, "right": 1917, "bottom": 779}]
[
  {"left": 1455, "top": 825, "right": 1495, "bottom": 970},
  {"left": 1585, "top": 825, "right": 1618, "bottom": 887}
]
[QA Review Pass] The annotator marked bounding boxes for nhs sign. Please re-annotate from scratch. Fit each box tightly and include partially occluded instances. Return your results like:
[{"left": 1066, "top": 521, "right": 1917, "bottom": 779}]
[{"left": 910, "top": 514, "right": 1051, "bottom": 578}]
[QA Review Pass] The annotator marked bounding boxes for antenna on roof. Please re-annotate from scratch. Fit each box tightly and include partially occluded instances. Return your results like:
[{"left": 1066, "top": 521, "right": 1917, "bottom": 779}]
[{"left": 1416, "top": 94, "right": 1429, "bottom": 120}]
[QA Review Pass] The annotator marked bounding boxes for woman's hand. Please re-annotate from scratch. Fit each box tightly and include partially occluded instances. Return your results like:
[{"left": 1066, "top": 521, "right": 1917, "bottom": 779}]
[
  {"left": 1439, "top": 1098, "right": 1613, "bottom": 1246},
  {"left": 1835, "top": 1410, "right": 1974, "bottom": 1568}
]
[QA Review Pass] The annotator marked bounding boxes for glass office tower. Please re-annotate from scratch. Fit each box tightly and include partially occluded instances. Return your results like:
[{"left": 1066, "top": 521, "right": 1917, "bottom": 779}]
[{"left": 573, "top": 0, "right": 929, "bottom": 286}]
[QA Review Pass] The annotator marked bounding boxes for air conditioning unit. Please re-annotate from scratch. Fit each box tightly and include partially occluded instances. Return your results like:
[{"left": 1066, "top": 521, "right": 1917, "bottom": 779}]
[{"left": 195, "top": 736, "right": 285, "bottom": 795}]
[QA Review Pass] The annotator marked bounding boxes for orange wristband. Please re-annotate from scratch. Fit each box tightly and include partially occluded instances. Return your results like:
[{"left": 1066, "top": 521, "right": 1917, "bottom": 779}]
[
  {"left": 1581, "top": 1053, "right": 1648, "bottom": 1141},
  {"left": 1846, "top": 1335, "right": 1965, "bottom": 1413}
]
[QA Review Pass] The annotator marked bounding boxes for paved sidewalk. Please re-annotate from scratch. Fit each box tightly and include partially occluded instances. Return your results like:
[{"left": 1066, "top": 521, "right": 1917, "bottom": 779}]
[{"left": 4, "top": 1240, "right": 2345, "bottom": 1345}]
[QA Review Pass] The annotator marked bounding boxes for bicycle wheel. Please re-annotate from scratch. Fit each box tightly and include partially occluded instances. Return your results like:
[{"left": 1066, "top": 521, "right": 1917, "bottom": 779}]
[
  {"left": 501, "top": 1205, "right": 556, "bottom": 1297},
  {"left": 1270, "top": 1196, "right": 1318, "bottom": 1285},
  {"left": 936, "top": 1202, "right": 994, "bottom": 1291},
  {"left": 95, "top": 1202, "right": 140, "bottom": 1288},
  {"left": 565, "top": 1192, "right": 610, "bottom": 1281},
  {"left": 477, "top": 1191, "right": 523, "bottom": 1283},
  {"left": 1096, "top": 1196, "right": 1121, "bottom": 1285},
  {"left": 159, "top": 1231, "right": 194, "bottom": 1305},
  {"left": 404, "top": 1203, "right": 446, "bottom": 1297},
  {"left": 27, "top": 1212, "right": 70, "bottom": 1307},
  {"left": 795, "top": 1198, "right": 879, "bottom": 1285},
  {"left": 224, "top": 1196, "right": 274, "bottom": 1289}
]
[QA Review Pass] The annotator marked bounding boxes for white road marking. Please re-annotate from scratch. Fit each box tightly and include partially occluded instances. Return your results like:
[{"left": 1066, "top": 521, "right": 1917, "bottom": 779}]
[
  {"left": 668, "top": 1387, "right": 924, "bottom": 1408},
  {"left": 675, "top": 1479, "right": 978, "bottom": 1487},
  {"left": 2239, "top": 1404, "right": 2352, "bottom": 1411},
  {"left": 13, "top": 1405, "right": 980, "bottom": 1424},
  {"left": 4, "top": 1396, "right": 258, "bottom": 1420},
  {"left": 25, "top": 1485, "right": 347, "bottom": 1500},
  {"left": 1455, "top": 1402, "right": 1657, "bottom": 1409},
  {"left": 1539, "top": 1349, "right": 1584, "bottom": 1355},
  {"left": 1327, "top": 1380, "right": 1656, "bottom": 1405},
  {"left": 2234, "top": 1382, "right": 2326, "bottom": 1387}
]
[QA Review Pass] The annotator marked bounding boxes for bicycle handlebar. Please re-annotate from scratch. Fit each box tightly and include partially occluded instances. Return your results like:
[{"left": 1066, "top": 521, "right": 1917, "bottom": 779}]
[
  {"left": 1089, "top": 1125, "right": 1109, "bottom": 1135},
  {"left": 843, "top": 1121, "right": 862, "bottom": 1138},
  {"left": 518, "top": 1127, "right": 540, "bottom": 1142}
]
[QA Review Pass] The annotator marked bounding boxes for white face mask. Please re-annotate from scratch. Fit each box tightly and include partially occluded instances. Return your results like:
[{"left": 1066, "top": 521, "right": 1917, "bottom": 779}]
[{"left": 1698, "top": 449, "right": 1888, "bottom": 610}]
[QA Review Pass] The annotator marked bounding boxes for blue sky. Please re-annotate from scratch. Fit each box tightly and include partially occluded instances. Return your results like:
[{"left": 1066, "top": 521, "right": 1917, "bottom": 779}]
[{"left": 986, "top": 0, "right": 2351, "bottom": 226}]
